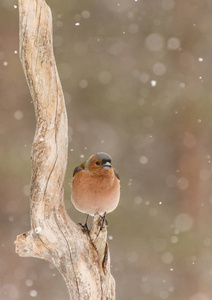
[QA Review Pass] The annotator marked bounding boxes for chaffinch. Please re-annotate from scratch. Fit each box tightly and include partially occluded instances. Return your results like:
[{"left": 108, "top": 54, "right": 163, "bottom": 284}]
[{"left": 71, "top": 152, "right": 120, "bottom": 227}]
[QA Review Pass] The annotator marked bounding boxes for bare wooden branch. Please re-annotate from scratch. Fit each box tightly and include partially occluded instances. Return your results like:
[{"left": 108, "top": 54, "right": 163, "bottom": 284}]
[{"left": 15, "top": 0, "right": 115, "bottom": 299}]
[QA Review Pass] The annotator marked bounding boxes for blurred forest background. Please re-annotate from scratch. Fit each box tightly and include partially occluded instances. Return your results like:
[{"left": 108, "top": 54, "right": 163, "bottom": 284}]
[{"left": 1, "top": 0, "right": 212, "bottom": 299}]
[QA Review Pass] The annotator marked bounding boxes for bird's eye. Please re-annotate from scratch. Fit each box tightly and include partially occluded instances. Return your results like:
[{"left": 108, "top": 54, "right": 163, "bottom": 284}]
[{"left": 96, "top": 161, "right": 100, "bottom": 165}]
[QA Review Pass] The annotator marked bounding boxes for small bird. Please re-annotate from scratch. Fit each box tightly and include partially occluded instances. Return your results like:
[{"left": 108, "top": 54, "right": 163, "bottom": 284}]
[{"left": 71, "top": 152, "right": 120, "bottom": 228}]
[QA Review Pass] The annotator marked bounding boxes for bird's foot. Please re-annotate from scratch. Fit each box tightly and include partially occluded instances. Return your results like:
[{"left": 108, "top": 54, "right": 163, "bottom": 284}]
[
  {"left": 78, "top": 214, "right": 90, "bottom": 233},
  {"left": 98, "top": 213, "right": 108, "bottom": 230},
  {"left": 78, "top": 222, "right": 89, "bottom": 233}
]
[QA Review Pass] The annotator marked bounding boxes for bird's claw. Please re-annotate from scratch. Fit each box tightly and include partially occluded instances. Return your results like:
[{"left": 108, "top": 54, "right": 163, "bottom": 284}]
[
  {"left": 98, "top": 213, "right": 108, "bottom": 230},
  {"left": 78, "top": 222, "right": 89, "bottom": 233}
]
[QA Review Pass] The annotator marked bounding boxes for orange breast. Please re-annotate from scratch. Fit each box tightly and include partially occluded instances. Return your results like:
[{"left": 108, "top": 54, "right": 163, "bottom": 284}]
[{"left": 71, "top": 169, "right": 120, "bottom": 216}]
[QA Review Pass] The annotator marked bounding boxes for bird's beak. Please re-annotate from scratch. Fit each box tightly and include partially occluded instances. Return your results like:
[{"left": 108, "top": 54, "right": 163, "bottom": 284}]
[{"left": 102, "top": 162, "right": 112, "bottom": 169}]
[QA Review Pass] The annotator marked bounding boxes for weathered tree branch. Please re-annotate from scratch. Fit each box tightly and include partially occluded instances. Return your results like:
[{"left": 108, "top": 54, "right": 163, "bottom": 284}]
[{"left": 15, "top": 0, "right": 115, "bottom": 299}]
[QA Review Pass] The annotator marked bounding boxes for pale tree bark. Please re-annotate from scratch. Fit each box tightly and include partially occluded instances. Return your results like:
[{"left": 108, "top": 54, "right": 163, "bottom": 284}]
[{"left": 14, "top": 0, "right": 115, "bottom": 299}]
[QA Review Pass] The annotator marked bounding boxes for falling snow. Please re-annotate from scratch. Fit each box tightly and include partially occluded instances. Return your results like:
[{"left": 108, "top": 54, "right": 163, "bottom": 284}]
[
  {"left": 145, "top": 33, "right": 164, "bottom": 52},
  {"left": 150, "top": 80, "right": 157, "bottom": 87},
  {"left": 25, "top": 279, "right": 33, "bottom": 287},
  {"left": 139, "top": 156, "right": 148, "bottom": 164},
  {"left": 35, "top": 227, "right": 42, "bottom": 234},
  {"left": 174, "top": 213, "right": 193, "bottom": 232},
  {"left": 30, "top": 290, "right": 38, "bottom": 297},
  {"left": 167, "top": 37, "right": 180, "bottom": 50},
  {"left": 14, "top": 110, "right": 23, "bottom": 120}
]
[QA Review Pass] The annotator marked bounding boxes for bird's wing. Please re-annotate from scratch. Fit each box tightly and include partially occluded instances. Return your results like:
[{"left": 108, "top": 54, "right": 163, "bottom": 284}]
[
  {"left": 114, "top": 168, "right": 120, "bottom": 180},
  {"left": 73, "top": 161, "right": 85, "bottom": 177}
]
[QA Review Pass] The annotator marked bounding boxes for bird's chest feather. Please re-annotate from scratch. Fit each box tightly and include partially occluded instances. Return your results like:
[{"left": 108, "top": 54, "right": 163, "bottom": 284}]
[
  {"left": 83, "top": 173, "right": 114, "bottom": 191},
  {"left": 73, "top": 170, "right": 115, "bottom": 196}
]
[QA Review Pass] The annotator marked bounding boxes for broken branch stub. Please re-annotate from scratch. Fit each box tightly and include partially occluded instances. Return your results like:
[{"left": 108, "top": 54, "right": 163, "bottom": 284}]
[{"left": 15, "top": 0, "right": 115, "bottom": 299}]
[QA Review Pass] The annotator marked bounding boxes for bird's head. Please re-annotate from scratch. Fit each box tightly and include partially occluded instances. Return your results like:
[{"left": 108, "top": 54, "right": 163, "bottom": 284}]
[{"left": 85, "top": 152, "right": 113, "bottom": 175}]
